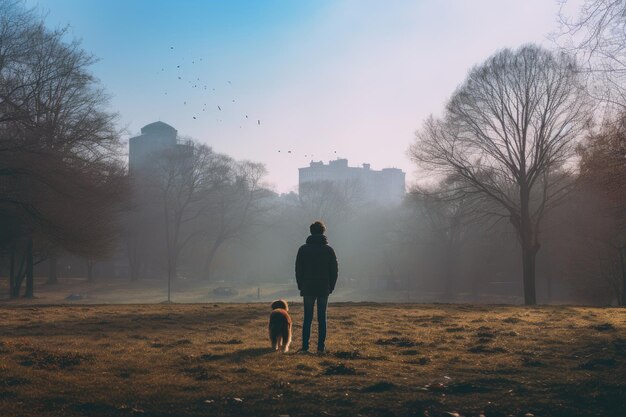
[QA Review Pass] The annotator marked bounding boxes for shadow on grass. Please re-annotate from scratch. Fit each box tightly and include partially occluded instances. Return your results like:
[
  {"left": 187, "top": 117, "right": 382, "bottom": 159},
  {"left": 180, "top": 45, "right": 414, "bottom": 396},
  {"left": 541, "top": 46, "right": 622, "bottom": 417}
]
[{"left": 223, "top": 347, "right": 275, "bottom": 361}]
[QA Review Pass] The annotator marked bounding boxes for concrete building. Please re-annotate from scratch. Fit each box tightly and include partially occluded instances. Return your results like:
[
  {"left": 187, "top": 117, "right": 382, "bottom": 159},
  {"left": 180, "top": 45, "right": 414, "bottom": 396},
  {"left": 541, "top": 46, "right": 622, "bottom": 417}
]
[
  {"left": 299, "top": 159, "right": 406, "bottom": 205},
  {"left": 128, "top": 121, "right": 195, "bottom": 178},
  {"left": 128, "top": 121, "right": 179, "bottom": 174}
]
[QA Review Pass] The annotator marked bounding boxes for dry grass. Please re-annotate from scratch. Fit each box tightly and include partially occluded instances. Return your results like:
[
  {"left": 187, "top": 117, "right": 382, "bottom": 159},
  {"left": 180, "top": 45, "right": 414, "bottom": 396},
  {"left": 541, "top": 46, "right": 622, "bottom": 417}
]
[{"left": 0, "top": 303, "right": 624, "bottom": 417}]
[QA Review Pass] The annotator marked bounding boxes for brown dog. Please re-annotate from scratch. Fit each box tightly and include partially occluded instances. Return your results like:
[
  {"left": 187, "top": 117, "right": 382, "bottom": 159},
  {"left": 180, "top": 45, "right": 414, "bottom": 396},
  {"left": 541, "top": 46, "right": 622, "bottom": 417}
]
[{"left": 269, "top": 299, "right": 292, "bottom": 352}]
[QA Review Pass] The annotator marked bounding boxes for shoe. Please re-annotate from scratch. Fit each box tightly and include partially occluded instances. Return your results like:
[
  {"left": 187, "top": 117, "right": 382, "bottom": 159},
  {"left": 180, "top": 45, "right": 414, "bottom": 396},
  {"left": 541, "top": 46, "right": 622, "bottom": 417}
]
[
  {"left": 317, "top": 348, "right": 328, "bottom": 355},
  {"left": 297, "top": 348, "right": 310, "bottom": 354}
]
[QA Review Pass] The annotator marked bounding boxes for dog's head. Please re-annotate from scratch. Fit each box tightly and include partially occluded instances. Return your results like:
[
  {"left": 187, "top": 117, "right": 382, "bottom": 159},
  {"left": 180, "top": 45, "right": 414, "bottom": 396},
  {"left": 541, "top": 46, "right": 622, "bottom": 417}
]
[{"left": 271, "top": 299, "right": 288, "bottom": 311}]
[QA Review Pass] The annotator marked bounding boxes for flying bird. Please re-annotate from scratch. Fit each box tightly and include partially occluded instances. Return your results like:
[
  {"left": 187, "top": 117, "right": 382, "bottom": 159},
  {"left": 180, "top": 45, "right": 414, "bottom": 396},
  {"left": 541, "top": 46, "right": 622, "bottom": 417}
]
[
  {"left": 193, "top": 116, "right": 196, "bottom": 119},
  {"left": 218, "top": 105, "right": 222, "bottom": 111},
  {"left": 257, "top": 120, "right": 261, "bottom": 125}
]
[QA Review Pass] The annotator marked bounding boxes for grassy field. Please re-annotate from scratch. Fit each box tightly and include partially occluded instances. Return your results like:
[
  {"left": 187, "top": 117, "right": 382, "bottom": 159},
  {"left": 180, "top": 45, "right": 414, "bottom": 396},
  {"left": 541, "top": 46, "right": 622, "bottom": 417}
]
[
  {"left": 0, "top": 303, "right": 624, "bottom": 417},
  {"left": 0, "top": 276, "right": 525, "bottom": 304}
]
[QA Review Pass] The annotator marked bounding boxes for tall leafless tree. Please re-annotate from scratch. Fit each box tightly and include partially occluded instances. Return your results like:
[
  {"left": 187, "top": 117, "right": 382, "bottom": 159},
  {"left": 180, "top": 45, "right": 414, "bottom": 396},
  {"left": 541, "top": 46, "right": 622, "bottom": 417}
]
[
  {"left": 0, "top": 0, "right": 126, "bottom": 297},
  {"left": 153, "top": 142, "right": 231, "bottom": 301},
  {"left": 410, "top": 45, "right": 590, "bottom": 305},
  {"left": 200, "top": 160, "right": 271, "bottom": 280}
]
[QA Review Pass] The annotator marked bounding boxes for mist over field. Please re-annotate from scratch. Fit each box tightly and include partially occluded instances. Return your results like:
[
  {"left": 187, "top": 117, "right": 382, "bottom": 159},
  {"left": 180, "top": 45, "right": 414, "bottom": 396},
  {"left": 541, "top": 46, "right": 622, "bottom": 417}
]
[
  {"left": 0, "top": 1, "right": 625, "bottom": 416},
  {"left": 0, "top": 0, "right": 621, "bottom": 307}
]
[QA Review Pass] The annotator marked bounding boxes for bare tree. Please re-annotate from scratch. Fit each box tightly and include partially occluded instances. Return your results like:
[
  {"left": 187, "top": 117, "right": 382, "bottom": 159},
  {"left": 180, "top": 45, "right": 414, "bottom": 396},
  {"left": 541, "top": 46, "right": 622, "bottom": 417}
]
[
  {"left": 298, "top": 179, "right": 364, "bottom": 228},
  {"left": 557, "top": 0, "right": 626, "bottom": 109},
  {"left": 0, "top": 0, "right": 126, "bottom": 297},
  {"left": 410, "top": 45, "right": 590, "bottom": 305},
  {"left": 410, "top": 176, "right": 477, "bottom": 300},
  {"left": 153, "top": 142, "right": 230, "bottom": 301},
  {"left": 576, "top": 113, "right": 626, "bottom": 304},
  {"left": 200, "top": 160, "right": 271, "bottom": 280}
]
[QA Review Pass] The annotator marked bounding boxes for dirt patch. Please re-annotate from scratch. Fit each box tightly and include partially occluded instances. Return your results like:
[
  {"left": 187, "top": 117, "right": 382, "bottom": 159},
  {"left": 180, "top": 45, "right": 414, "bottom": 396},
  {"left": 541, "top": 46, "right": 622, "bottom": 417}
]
[
  {"left": 446, "top": 326, "right": 466, "bottom": 332},
  {"left": 502, "top": 316, "right": 522, "bottom": 323},
  {"left": 0, "top": 376, "right": 29, "bottom": 386},
  {"left": 407, "top": 357, "right": 430, "bottom": 365},
  {"left": 183, "top": 365, "right": 217, "bottom": 381},
  {"left": 591, "top": 323, "right": 616, "bottom": 331},
  {"left": 323, "top": 363, "right": 357, "bottom": 375},
  {"left": 19, "top": 350, "right": 86, "bottom": 370},
  {"left": 362, "top": 381, "right": 396, "bottom": 392},
  {"left": 333, "top": 350, "right": 361, "bottom": 359},
  {"left": 207, "top": 338, "right": 243, "bottom": 345},
  {"left": 468, "top": 345, "right": 507, "bottom": 354},
  {"left": 578, "top": 357, "right": 617, "bottom": 370},
  {"left": 375, "top": 337, "right": 421, "bottom": 347}
]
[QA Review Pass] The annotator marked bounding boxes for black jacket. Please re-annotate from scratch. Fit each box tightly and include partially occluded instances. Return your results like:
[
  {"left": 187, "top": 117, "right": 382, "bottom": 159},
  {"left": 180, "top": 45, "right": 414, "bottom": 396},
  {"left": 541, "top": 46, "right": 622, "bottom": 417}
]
[{"left": 295, "top": 234, "right": 338, "bottom": 297}]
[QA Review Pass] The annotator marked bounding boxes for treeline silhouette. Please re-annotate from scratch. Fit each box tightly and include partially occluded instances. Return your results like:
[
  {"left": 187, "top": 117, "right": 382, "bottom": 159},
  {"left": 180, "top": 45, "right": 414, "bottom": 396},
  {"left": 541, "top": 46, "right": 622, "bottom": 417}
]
[{"left": 0, "top": 0, "right": 623, "bottom": 305}]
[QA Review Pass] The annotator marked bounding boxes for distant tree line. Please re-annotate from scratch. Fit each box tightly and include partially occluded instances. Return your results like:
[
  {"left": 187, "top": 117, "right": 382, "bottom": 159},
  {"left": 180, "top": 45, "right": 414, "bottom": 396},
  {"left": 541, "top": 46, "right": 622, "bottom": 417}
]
[
  {"left": 1, "top": 0, "right": 623, "bottom": 306},
  {"left": 126, "top": 139, "right": 272, "bottom": 302},
  {"left": 0, "top": 1, "right": 274, "bottom": 300}
]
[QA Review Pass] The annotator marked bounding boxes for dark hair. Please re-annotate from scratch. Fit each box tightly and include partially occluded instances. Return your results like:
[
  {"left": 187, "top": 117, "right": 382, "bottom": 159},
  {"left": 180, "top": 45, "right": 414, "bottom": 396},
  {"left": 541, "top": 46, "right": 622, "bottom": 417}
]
[
  {"left": 309, "top": 221, "right": 326, "bottom": 235},
  {"left": 271, "top": 299, "right": 288, "bottom": 311}
]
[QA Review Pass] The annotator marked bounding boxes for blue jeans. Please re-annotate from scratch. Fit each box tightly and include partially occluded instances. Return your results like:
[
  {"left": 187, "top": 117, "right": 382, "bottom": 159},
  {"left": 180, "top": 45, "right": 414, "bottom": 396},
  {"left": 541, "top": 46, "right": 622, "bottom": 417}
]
[{"left": 302, "top": 295, "right": 328, "bottom": 351}]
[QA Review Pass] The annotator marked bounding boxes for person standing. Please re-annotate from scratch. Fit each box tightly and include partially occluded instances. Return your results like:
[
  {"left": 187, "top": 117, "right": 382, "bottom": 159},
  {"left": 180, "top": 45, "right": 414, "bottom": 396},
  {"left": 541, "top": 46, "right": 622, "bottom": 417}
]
[{"left": 295, "top": 221, "right": 338, "bottom": 353}]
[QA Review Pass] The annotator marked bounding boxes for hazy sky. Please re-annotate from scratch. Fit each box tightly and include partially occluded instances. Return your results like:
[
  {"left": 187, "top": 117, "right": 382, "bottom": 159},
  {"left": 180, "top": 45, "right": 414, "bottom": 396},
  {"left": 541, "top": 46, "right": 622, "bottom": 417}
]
[{"left": 26, "top": 0, "right": 573, "bottom": 193}]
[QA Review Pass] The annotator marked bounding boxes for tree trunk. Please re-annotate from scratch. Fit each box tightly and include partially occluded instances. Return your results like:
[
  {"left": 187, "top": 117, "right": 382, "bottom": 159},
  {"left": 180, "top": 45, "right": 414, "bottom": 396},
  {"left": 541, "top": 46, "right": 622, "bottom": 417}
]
[
  {"left": 521, "top": 243, "right": 538, "bottom": 305},
  {"left": 9, "top": 248, "right": 16, "bottom": 298},
  {"left": 518, "top": 184, "right": 538, "bottom": 306},
  {"left": 129, "top": 260, "right": 141, "bottom": 281},
  {"left": 167, "top": 260, "right": 175, "bottom": 303},
  {"left": 10, "top": 246, "right": 26, "bottom": 299},
  {"left": 24, "top": 239, "right": 34, "bottom": 298},
  {"left": 619, "top": 246, "right": 626, "bottom": 307},
  {"left": 87, "top": 260, "right": 95, "bottom": 282},
  {"left": 127, "top": 237, "right": 141, "bottom": 281},
  {"left": 47, "top": 255, "right": 58, "bottom": 284},
  {"left": 545, "top": 272, "right": 552, "bottom": 304},
  {"left": 203, "top": 239, "right": 223, "bottom": 281},
  {"left": 443, "top": 242, "right": 457, "bottom": 301}
]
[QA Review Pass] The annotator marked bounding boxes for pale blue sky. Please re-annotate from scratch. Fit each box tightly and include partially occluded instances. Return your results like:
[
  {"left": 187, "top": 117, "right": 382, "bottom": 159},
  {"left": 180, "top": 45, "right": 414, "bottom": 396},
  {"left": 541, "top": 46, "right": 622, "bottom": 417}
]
[{"left": 25, "top": 0, "right": 572, "bottom": 192}]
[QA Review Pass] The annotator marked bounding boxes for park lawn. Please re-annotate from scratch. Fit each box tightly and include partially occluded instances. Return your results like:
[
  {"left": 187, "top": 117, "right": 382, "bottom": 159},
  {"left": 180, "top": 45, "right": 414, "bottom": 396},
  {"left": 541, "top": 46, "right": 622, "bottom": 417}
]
[{"left": 0, "top": 303, "right": 624, "bottom": 417}]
